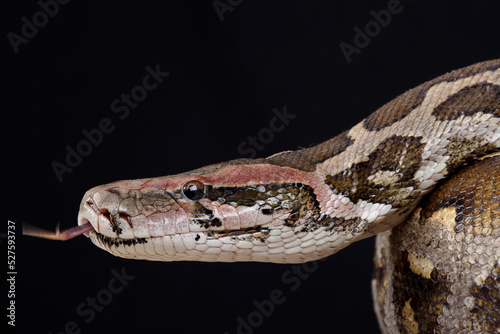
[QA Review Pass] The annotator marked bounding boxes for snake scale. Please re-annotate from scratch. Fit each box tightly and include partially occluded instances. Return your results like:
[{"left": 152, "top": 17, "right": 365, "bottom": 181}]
[{"left": 26, "top": 59, "right": 500, "bottom": 333}]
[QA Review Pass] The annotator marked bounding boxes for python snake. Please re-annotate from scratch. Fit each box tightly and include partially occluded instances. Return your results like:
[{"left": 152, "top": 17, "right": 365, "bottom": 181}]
[{"left": 26, "top": 59, "right": 500, "bottom": 333}]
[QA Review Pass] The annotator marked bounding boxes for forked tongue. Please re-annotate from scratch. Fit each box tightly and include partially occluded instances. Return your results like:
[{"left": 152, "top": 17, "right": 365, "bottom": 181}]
[{"left": 23, "top": 222, "right": 94, "bottom": 241}]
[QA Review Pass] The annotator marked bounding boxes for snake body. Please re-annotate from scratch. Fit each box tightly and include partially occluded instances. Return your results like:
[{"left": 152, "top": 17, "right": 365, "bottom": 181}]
[{"left": 74, "top": 60, "right": 499, "bottom": 332}]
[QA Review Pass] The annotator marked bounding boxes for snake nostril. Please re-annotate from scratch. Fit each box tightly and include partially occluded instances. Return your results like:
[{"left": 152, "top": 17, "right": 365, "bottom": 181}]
[{"left": 85, "top": 198, "right": 100, "bottom": 213}]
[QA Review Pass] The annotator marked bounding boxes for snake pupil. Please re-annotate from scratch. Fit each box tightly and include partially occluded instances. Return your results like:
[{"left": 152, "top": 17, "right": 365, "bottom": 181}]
[{"left": 182, "top": 181, "right": 206, "bottom": 201}]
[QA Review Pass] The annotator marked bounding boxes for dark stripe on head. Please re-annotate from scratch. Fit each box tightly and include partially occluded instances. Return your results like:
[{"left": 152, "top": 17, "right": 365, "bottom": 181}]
[{"left": 206, "top": 182, "right": 315, "bottom": 214}]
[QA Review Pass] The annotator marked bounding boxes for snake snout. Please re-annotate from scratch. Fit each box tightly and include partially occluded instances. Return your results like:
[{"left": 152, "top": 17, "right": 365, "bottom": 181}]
[
  {"left": 78, "top": 184, "right": 140, "bottom": 239},
  {"left": 77, "top": 184, "right": 115, "bottom": 235}
]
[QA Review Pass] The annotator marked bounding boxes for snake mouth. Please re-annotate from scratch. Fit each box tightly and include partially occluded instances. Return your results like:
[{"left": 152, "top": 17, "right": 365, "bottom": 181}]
[
  {"left": 90, "top": 225, "right": 271, "bottom": 249},
  {"left": 91, "top": 230, "right": 148, "bottom": 247}
]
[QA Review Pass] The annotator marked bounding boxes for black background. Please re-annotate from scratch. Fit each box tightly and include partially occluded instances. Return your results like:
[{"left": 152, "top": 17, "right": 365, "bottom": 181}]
[{"left": 4, "top": 1, "right": 500, "bottom": 333}]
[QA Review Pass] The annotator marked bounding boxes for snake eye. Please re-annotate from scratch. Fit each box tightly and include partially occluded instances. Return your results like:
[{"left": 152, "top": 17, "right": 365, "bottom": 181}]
[{"left": 181, "top": 180, "right": 206, "bottom": 201}]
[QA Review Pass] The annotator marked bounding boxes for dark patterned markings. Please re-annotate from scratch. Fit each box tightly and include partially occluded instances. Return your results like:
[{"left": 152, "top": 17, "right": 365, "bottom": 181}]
[
  {"left": 325, "top": 135, "right": 425, "bottom": 207},
  {"left": 444, "top": 137, "right": 498, "bottom": 175},
  {"left": 184, "top": 182, "right": 365, "bottom": 235},
  {"left": 96, "top": 233, "right": 148, "bottom": 247},
  {"left": 363, "top": 87, "right": 427, "bottom": 132},
  {"left": 101, "top": 211, "right": 125, "bottom": 235},
  {"left": 191, "top": 201, "right": 221, "bottom": 229},
  {"left": 108, "top": 213, "right": 123, "bottom": 235},
  {"left": 206, "top": 183, "right": 325, "bottom": 229},
  {"left": 175, "top": 182, "right": 322, "bottom": 230},
  {"left": 391, "top": 250, "right": 449, "bottom": 333},
  {"left": 206, "top": 182, "right": 313, "bottom": 210},
  {"left": 375, "top": 156, "right": 500, "bottom": 332},
  {"left": 363, "top": 60, "right": 500, "bottom": 131},
  {"left": 469, "top": 264, "right": 500, "bottom": 333},
  {"left": 432, "top": 83, "right": 500, "bottom": 121}
]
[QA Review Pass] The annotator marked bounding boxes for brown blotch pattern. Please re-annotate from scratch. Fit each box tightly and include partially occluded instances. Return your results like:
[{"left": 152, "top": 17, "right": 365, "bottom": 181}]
[
  {"left": 469, "top": 264, "right": 500, "bottom": 333},
  {"left": 374, "top": 155, "right": 500, "bottom": 332},
  {"left": 205, "top": 182, "right": 364, "bottom": 235},
  {"left": 444, "top": 136, "right": 498, "bottom": 174},
  {"left": 265, "top": 131, "right": 354, "bottom": 172},
  {"left": 325, "top": 135, "right": 425, "bottom": 207},
  {"left": 191, "top": 202, "right": 221, "bottom": 229},
  {"left": 372, "top": 246, "right": 389, "bottom": 319},
  {"left": 391, "top": 252, "right": 449, "bottom": 333},
  {"left": 206, "top": 182, "right": 314, "bottom": 212},
  {"left": 363, "top": 59, "right": 500, "bottom": 131},
  {"left": 432, "top": 83, "right": 500, "bottom": 121}
]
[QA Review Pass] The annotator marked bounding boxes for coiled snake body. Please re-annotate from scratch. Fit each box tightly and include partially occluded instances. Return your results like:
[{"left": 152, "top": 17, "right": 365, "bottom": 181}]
[{"left": 28, "top": 60, "right": 500, "bottom": 333}]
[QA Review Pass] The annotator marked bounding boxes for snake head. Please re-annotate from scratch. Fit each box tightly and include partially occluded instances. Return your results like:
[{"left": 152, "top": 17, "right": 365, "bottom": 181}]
[{"left": 72, "top": 161, "right": 382, "bottom": 263}]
